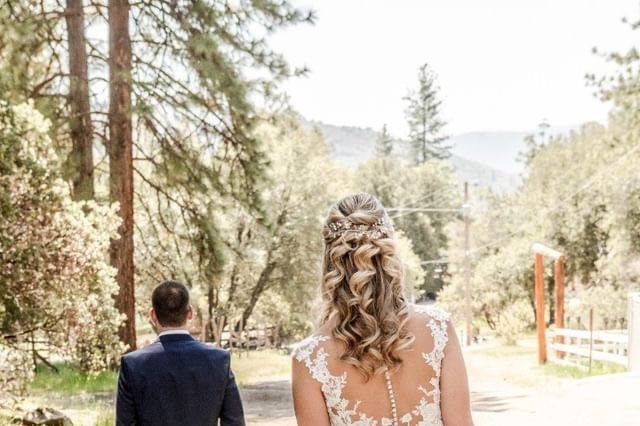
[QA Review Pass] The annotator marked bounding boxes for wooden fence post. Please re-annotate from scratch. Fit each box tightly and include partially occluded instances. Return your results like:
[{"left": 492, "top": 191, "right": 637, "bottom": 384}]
[
  {"left": 629, "top": 292, "right": 640, "bottom": 372},
  {"left": 554, "top": 257, "right": 565, "bottom": 358},
  {"left": 588, "top": 308, "right": 594, "bottom": 374},
  {"left": 534, "top": 252, "right": 547, "bottom": 364}
]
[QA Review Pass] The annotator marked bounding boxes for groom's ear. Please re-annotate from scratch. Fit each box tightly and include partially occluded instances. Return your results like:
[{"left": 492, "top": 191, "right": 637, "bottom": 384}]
[
  {"left": 187, "top": 305, "right": 194, "bottom": 322},
  {"left": 149, "top": 308, "right": 159, "bottom": 331}
]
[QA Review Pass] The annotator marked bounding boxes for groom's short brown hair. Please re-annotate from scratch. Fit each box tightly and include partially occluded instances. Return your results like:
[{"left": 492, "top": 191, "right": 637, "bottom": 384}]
[{"left": 152, "top": 280, "right": 190, "bottom": 327}]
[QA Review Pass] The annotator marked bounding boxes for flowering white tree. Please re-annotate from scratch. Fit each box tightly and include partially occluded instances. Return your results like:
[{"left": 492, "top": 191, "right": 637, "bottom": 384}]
[{"left": 0, "top": 101, "right": 124, "bottom": 401}]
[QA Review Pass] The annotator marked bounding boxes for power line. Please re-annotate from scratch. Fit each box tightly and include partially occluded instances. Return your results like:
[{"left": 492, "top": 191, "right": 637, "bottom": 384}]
[
  {"left": 388, "top": 195, "right": 457, "bottom": 211},
  {"left": 388, "top": 207, "right": 460, "bottom": 213},
  {"left": 422, "top": 139, "right": 640, "bottom": 264},
  {"left": 385, "top": 185, "right": 463, "bottom": 220},
  {"left": 389, "top": 207, "right": 461, "bottom": 220},
  {"left": 420, "top": 259, "right": 449, "bottom": 265},
  {"left": 396, "top": 189, "right": 456, "bottom": 209},
  {"left": 471, "top": 140, "right": 640, "bottom": 254},
  {"left": 386, "top": 192, "right": 456, "bottom": 214}
]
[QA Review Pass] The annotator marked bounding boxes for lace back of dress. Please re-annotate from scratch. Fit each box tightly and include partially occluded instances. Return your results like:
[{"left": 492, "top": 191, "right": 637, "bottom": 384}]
[{"left": 293, "top": 305, "right": 450, "bottom": 426}]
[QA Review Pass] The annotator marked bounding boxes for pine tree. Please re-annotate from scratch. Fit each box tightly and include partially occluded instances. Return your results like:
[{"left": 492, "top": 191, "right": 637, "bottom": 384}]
[
  {"left": 1, "top": 0, "right": 313, "bottom": 350},
  {"left": 375, "top": 124, "right": 394, "bottom": 156},
  {"left": 65, "top": 0, "right": 94, "bottom": 201},
  {"left": 519, "top": 119, "right": 551, "bottom": 166},
  {"left": 404, "top": 63, "right": 450, "bottom": 163},
  {"left": 108, "top": 0, "right": 136, "bottom": 351}
]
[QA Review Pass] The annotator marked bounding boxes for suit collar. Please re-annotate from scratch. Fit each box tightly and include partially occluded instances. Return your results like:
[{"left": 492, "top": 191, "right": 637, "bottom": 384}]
[
  {"left": 158, "top": 333, "right": 196, "bottom": 343},
  {"left": 158, "top": 329, "right": 190, "bottom": 337}
]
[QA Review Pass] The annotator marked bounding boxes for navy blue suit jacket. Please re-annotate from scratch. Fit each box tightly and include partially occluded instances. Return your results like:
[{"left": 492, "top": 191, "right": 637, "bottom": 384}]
[{"left": 116, "top": 334, "right": 245, "bottom": 426}]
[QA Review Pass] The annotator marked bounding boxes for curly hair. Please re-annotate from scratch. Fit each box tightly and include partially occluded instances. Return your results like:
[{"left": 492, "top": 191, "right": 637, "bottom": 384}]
[{"left": 320, "top": 192, "right": 414, "bottom": 380}]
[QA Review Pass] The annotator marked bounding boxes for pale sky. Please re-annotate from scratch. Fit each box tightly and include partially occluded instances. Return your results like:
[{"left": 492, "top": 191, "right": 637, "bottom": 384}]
[{"left": 271, "top": 0, "right": 638, "bottom": 136}]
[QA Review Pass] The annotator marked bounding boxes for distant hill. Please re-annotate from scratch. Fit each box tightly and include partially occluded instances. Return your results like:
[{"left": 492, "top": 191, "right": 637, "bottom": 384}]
[
  {"left": 449, "top": 131, "right": 529, "bottom": 175},
  {"left": 449, "top": 125, "right": 575, "bottom": 175},
  {"left": 302, "top": 119, "right": 522, "bottom": 193}
]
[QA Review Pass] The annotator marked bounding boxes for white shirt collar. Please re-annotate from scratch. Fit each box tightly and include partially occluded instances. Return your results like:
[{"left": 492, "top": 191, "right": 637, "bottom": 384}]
[{"left": 158, "top": 329, "right": 190, "bottom": 337}]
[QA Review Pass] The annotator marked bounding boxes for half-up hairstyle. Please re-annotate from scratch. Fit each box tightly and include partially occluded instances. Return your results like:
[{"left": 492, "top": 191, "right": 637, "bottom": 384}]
[{"left": 320, "top": 192, "right": 414, "bottom": 380}]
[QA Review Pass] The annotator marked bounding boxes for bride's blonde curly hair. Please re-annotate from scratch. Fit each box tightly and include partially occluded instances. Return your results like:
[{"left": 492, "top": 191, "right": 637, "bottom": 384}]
[{"left": 320, "top": 193, "right": 414, "bottom": 380}]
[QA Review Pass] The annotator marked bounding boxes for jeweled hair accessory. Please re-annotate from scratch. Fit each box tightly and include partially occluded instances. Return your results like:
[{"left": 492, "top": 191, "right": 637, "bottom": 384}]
[{"left": 324, "top": 216, "right": 394, "bottom": 242}]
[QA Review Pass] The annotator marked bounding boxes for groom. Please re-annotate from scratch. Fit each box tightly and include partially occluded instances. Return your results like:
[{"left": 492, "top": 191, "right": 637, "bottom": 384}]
[{"left": 116, "top": 280, "right": 245, "bottom": 425}]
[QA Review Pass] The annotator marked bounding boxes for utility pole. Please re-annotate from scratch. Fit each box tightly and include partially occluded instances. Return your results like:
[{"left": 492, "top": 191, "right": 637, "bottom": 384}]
[{"left": 463, "top": 181, "right": 472, "bottom": 346}]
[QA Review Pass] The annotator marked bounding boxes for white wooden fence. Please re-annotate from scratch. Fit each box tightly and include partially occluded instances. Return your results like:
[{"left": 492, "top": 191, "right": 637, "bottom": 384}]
[
  {"left": 549, "top": 328, "right": 629, "bottom": 370},
  {"left": 547, "top": 292, "right": 640, "bottom": 372}
]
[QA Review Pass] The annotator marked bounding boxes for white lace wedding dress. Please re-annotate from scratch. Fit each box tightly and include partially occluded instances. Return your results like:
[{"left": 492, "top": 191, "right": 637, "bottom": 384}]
[{"left": 293, "top": 305, "right": 450, "bottom": 426}]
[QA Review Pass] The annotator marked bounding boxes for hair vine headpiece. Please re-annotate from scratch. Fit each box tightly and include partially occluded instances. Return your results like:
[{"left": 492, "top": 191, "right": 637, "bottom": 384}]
[{"left": 324, "top": 216, "right": 394, "bottom": 242}]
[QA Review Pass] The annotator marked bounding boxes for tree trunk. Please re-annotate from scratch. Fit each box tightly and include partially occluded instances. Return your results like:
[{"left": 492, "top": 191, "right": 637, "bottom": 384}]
[
  {"left": 108, "top": 0, "right": 136, "bottom": 351},
  {"left": 65, "top": 0, "right": 94, "bottom": 200},
  {"left": 240, "top": 252, "right": 277, "bottom": 329},
  {"left": 239, "top": 206, "right": 289, "bottom": 329}
]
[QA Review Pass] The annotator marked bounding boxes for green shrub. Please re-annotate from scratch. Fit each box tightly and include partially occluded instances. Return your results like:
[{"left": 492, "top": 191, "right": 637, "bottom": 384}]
[{"left": 495, "top": 299, "right": 531, "bottom": 345}]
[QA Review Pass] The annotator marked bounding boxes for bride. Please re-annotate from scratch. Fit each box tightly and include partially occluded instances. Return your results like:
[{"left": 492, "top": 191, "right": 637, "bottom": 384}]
[{"left": 292, "top": 193, "right": 473, "bottom": 426}]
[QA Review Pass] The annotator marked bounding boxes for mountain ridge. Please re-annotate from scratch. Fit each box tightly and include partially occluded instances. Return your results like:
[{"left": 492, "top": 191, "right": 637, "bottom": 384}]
[{"left": 301, "top": 118, "right": 523, "bottom": 192}]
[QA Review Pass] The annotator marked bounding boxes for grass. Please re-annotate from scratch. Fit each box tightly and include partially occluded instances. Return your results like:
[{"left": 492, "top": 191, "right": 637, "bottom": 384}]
[
  {"left": 477, "top": 339, "right": 628, "bottom": 383},
  {"left": 29, "top": 345, "right": 626, "bottom": 396},
  {"left": 480, "top": 343, "right": 536, "bottom": 358},
  {"left": 231, "top": 349, "right": 291, "bottom": 386},
  {"left": 541, "top": 360, "right": 627, "bottom": 379},
  {"left": 22, "top": 344, "right": 630, "bottom": 424},
  {"left": 28, "top": 362, "right": 117, "bottom": 395},
  {"left": 28, "top": 345, "right": 627, "bottom": 396},
  {"left": 94, "top": 408, "right": 115, "bottom": 426},
  {"left": 27, "top": 349, "right": 291, "bottom": 396},
  {"left": 20, "top": 350, "right": 291, "bottom": 425}
]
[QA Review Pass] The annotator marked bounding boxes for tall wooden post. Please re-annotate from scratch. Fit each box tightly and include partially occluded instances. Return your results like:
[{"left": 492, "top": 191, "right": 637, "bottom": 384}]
[
  {"left": 554, "top": 257, "right": 565, "bottom": 357},
  {"left": 534, "top": 252, "right": 547, "bottom": 364},
  {"left": 532, "top": 243, "right": 564, "bottom": 365}
]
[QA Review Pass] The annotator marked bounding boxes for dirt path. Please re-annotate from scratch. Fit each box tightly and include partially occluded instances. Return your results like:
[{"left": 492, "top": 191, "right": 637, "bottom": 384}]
[
  {"left": 243, "top": 343, "right": 640, "bottom": 425},
  {"left": 466, "top": 344, "right": 640, "bottom": 426},
  {"left": 242, "top": 380, "right": 295, "bottom": 425}
]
